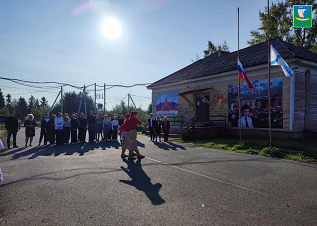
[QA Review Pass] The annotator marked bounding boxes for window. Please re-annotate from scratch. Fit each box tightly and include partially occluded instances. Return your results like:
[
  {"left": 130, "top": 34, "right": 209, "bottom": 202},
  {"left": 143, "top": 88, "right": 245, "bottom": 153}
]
[
  {"left": 249, "top": 102, "right": 252, "bottom": 107},
  {"left": 278, "top": 99, "right": 282, "bottom": 107}
]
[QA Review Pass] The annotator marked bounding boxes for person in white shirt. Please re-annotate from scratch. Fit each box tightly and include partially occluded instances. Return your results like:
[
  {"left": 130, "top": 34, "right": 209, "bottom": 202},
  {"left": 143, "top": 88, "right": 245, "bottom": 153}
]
[
  {"left": 54, "top": 113, "right": 64, "bottom": 145},
  {"left": 238, "top": 104, "right": 254, "bottom": 128},
  {"left": 111, "top": 116, "right": 119, "bottom": 141}
]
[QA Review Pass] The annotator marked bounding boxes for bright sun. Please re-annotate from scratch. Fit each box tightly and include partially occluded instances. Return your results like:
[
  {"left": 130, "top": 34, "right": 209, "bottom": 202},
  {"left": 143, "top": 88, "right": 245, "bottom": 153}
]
[{"left": 102, "top": 18, "right": 122, "bottom": 40}]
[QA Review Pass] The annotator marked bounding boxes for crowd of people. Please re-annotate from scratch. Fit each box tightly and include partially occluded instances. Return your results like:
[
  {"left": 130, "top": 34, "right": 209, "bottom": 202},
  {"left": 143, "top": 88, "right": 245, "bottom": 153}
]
[{"left": 5, "top": 110, "right": 172, "bottom": 160}]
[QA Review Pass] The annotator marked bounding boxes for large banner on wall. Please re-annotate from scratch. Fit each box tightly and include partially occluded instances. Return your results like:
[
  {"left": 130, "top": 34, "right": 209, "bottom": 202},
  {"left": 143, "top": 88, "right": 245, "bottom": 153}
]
[
  {"left": 156, "top": 92, "right": 178, "bottom": 115},
  {"left": 228, "top": 77, "right": 283, "bottom": 128}
]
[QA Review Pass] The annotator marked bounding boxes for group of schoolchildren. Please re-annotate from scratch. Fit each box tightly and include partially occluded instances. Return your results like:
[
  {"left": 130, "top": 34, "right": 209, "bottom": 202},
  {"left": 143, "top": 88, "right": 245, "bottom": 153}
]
[{"left": 37, "top": 110, "right": 130, "bottom": 146}]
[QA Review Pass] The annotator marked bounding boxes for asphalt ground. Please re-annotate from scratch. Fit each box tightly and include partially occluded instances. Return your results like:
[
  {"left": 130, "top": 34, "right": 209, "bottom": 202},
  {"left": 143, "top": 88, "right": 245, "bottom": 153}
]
[{"left": 0, "top": 128, "right": 317, "bottom": 225}]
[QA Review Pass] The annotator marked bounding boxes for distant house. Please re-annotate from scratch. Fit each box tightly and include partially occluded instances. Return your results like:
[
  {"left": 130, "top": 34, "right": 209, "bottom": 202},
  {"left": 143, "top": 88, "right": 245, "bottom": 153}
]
[{"left": 147, "top": 39, "right": 317, "bottom": 139}]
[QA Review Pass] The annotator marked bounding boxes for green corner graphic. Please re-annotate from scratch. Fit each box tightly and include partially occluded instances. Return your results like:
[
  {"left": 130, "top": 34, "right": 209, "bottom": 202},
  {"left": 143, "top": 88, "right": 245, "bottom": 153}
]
[{"left": 293, "top": 5, "right": 312, "bottom": 28}]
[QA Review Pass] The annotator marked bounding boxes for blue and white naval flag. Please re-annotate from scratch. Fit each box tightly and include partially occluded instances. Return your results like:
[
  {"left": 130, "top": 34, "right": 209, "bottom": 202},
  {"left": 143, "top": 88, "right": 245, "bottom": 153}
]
[{"left": 270, "top": 44, "right": 293, "bottom": 77}]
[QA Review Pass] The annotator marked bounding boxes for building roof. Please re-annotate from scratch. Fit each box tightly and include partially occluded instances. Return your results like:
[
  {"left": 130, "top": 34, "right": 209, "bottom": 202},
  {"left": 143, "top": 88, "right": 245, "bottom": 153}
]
[{"left": 148, "top": 39, "right": 317, "bottom": 89}]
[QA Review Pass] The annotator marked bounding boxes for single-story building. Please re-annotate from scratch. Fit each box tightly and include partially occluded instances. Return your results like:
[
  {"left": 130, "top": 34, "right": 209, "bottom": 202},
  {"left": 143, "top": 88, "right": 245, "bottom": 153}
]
[{"left": 147, "top": 38, "right": 317, "bottom": 139}]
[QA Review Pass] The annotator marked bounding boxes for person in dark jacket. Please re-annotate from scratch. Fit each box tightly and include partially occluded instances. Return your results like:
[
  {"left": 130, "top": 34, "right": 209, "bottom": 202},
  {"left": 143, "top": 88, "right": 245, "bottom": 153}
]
[
  {"left": 39, "top": 114, "right": 50, "bottom": 146},
  {"left": 5, "top": 111, "right": 19, "bottom": 149},
  {"left": 148, "top": 113, "right": 155, "bottom": 141},
  {"left": 70, "top": 113, "right": 78, "bottom": 144},
  {"left": 48, "top": 114, "right": 56, "bottom": 145},
  {"left": 162, "top": 116, "right": 170, "bottom": 142},
  {"left": 154, "top": 116, "right": 163, "bottom": 142},
  {"left": 78, "top": 113, "right": 88, "bottom": 143},
  {"left": 87, "top": 110, "right": 95, "bottom": 142}
]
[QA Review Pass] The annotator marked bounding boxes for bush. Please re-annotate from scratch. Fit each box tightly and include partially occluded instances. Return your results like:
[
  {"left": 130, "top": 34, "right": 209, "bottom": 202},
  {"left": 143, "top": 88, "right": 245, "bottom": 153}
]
[
  {"left": 137, "top": 124, "right": 145, "bottom": 133},
  {"left": 260, "top": 147, "right": 285, "bottom": 158}
]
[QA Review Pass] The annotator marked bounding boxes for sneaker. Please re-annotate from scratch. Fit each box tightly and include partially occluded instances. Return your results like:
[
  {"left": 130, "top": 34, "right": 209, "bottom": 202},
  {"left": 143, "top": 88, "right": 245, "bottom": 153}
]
[
  {"left": 13, "top": 145, "right": 18, "bottom": 148},
  {"left": 137, "top": 155, "right": 145, "bottom": 160}
]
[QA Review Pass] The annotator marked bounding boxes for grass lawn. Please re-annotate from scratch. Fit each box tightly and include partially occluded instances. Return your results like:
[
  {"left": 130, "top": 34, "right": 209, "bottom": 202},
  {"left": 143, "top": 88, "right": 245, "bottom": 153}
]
[{"left": 175, "top": 138, "right": 317, "bottom": 163}]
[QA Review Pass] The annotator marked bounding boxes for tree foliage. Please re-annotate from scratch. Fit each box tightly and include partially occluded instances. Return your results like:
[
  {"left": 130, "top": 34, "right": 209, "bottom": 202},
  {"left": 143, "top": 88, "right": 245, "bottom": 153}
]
[
  {"left": 17, "top": 96, "right": 28, "bottom": 119},
  {"left": 0, "top": 91, "right": 5, "bottom": 109},
  {"left": 203, "top": 40, "right": 230, "bottom": 57},
  {"left": 248, "top": 0, "right": 317, "bottom": 53}
]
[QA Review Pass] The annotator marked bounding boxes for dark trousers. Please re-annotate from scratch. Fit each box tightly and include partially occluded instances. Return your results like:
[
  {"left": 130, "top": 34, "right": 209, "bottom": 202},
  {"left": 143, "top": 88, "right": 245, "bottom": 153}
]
[
  {"left": 88, "top": 126, "right": 95, "bottom": 142},
  {"left": 64, "top": 127, "right": 70, "bottom": 144},
  {"left": 71, "top": 128, "right": 78, "bottom": 143},
  {"left": 163, "top": 130, "right": 169, "bottom": 142},
  {"left": 149, "top": 127, "right": 155, "bottom": 140},
  {"left": 7, "top": 129, "right": 17, "bottom": 147},
  {"left": 112, "top": 126, "right": 118, "bottom": 140},
  {"left": 78, "top": 128, "right": 87, "bottom": 142},
  {"left": 108, "top": 130, "right": 113, "bottom": 140},
  {"left": 55, "top": 130, "right": 63, "bottom": 145},
  {"left": 48, "top": 130, "right": 55, "bottom": 145},
  {"left": 155, "top": 130, "right": 161, "bottom": 141},
  {"left": 39, "top": 129, "right": 48, "bottom": 144}
]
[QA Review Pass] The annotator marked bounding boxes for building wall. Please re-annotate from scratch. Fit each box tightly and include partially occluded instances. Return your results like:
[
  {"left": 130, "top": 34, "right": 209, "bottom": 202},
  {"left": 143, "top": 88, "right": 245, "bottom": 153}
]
[{"left": 309, "top": 73, "right": 317, "bottom": 130}]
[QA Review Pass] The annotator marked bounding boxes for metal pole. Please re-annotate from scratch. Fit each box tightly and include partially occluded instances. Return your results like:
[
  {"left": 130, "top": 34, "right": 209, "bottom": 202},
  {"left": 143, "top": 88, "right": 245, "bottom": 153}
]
[
  {"left": 77, "top": 91, "right": 83, "bottom": 117},
  {"left": 61, "top": 86, "right": 63, "bottom": 114},
  {"left": 48, "top": 91, "right": 61, "bottom": 114},
  {"left": 104, "top": 83, "right": 106, "bottom": 115},
  {"left": 127, "top": 93, "right": 130, "bottom": 113},
  {"left": 94, "top": 83, "right": 97, "bottom": 113},
  {"left": 129, "top": 94, "right": 137, "bottom": 109},
  {"left": 84, "top": 85, "right": 87, "bottom": 117},
  {"left": 268, "top": 0, "right": 272, "bottom": 148},
  {"left": 238, "top": 7, "right": 242, "bottom": 144}
]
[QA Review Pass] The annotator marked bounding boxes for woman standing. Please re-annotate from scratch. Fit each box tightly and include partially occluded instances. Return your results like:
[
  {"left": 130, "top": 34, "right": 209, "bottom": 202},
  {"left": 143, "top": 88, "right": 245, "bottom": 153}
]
[
  {"left": 24, "top": 114, "right": 37, "bottom": 147},
  {"left": 103, "top": 115, "right": 110, "bottom": 141},
  {"left": 63, "top": 115, "right": 71, "bottom": 144},
  {"left": 70, "top": 113, "right": 78, "bottom": 144},
  {"left": 95, "top": 114, "right": 102, "bottom": 142},
  {"left": 162, "top": 116, "right": 170, "bottom": 142},
  {"left": 112, "top": 116, "right": 119, "bottom": 141},
  {"left": 54, "top": 113, "right": 64, "bottom": 145},
  {"left": 48, "top": 114, "right": 56, "bottom": 145},
  {"left": 108, "top": 117, "right": 113, "bottom": 141},
  {"left": 154, "top": 116, "right": 163, "bottom": 142},
  {"left": 39, "top": 114, "right": 50, "bottom": 146},
  {"left": 78, "top": 113, "right": 88, "bottom": 143}
]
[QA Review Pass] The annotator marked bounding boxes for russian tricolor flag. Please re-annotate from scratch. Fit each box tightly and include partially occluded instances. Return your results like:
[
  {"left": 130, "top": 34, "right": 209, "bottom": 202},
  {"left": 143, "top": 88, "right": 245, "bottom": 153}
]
[{"left": 238, "top": 60, "right": 255, "bottom": 91}]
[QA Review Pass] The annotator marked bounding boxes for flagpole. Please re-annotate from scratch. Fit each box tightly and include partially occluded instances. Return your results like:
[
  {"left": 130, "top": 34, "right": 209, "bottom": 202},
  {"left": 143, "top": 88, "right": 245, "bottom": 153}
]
[
  {"left": 267, "top": 0, "right": 272, "bottom": 148},
  {"left": 238, "top": 7, "right": 242, "bottom": 144}
]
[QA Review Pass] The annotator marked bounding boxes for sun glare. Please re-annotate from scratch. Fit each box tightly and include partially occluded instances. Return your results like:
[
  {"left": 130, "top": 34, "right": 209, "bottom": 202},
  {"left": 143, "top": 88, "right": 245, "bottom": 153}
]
[{"left": 102, "top": 18, "right": 122, "bottom": 40}]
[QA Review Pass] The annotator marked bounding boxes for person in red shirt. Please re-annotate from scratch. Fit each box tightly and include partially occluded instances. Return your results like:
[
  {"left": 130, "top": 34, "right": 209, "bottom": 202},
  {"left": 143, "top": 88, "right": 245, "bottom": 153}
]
[{"left": 119, "top": 111, "right": 144, "bottom": 160}]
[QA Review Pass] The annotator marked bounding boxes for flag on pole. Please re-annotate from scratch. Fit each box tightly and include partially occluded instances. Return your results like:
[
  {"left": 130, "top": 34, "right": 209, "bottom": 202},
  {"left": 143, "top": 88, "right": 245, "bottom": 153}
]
[
  {"left": 238, "top": 60, "right": 255, "bottom": 91},
  {"left": 270, "top": 44, "right": 293, "bottom": 77}
]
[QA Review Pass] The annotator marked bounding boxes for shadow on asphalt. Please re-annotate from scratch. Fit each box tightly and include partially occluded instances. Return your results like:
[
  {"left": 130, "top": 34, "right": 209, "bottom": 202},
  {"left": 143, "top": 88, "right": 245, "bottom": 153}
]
[
  {"left": 0, "top": 141, "right": 121, "bottom": 160},
  {"left": 152, "top": 140, "right": 186, "bottom": 151},
  {"left": 120, "top": 158, "right": 165, "bottom": 205}
]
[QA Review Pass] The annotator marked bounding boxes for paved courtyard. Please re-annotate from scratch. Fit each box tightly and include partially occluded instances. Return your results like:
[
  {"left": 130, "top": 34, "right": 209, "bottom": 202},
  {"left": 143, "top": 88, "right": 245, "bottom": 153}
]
[{"left": 0, "top": 128, "right": 317, "bottom": 225}]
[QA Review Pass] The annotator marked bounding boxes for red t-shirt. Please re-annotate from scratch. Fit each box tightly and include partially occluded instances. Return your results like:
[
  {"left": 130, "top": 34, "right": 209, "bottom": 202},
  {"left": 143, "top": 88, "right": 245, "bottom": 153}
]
[{"left": 119, "top": 117, "right": 142, "bottom": 132}]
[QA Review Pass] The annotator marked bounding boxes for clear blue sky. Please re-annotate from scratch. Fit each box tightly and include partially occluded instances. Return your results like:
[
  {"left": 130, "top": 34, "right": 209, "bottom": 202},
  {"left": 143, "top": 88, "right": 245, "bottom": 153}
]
[{"left": 0, "top": 0, "right": 279, "bottom": 111}]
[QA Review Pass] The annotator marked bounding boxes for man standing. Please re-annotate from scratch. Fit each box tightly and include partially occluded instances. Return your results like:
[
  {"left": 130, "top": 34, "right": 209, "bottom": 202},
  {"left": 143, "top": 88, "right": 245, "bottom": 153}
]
[
  {"left": 148, "top": 113, "right": 155, "bottom": 141},
  {"left": 87, "top": 110, "right": 96, "bottom": 142},
  {"left": 5, "top": 111, "right": 19, "bottom": 149}
]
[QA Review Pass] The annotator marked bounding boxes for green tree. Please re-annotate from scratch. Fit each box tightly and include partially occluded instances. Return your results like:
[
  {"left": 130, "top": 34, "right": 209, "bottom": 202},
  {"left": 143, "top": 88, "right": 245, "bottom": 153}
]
[
  {"left": 17, "top": 96, "right": 28, "bottom": 119},
  {"left": 0, "top": 90, "right": 5, "bottom": 109},
  {"left": 203, "top": 40, "right": 230, "bottom": 57},
  {"left": 5, "top": 93, "right": 12, "bottom": 111},
  {"left": 40, "top": 96, "right": 48, "bottom": 108},
  {"left": 28, "top": 95, "right": 36, "bottom": 113},
  {"left": 248, "top": 0, "right": 317, "bottom": 53},
  {"left": 50, "top": 91, "right": 95, "bottom": 116},
  {"left": 0, "top": 106, "right": 9, "bottom": 116},
  {"left": 147, "top": 103, "right": 152, "bottom": 115}
]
